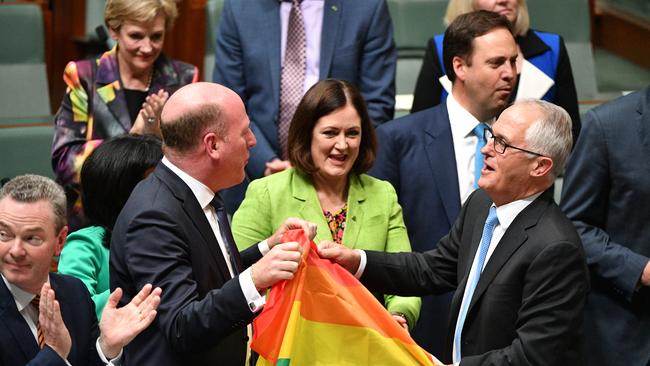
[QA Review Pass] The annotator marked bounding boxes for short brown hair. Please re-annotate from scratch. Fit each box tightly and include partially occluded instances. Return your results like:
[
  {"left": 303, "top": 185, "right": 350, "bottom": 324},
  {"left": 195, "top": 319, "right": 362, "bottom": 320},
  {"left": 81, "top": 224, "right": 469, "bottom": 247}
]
[
  {"left": 160, "top": 104, "right": 224, "bottom": 153},
  {"left": 444, "top": 10, "right": 513, "bottom": 82},
  {"left": 287, "top": 79, "right": 377, "bottom": 175},
  {"left": 105, "top": 0, "right": 178, "bottom": 32},
  {"left": 0, "top": 175, "right": 67, "bottom": 232}
]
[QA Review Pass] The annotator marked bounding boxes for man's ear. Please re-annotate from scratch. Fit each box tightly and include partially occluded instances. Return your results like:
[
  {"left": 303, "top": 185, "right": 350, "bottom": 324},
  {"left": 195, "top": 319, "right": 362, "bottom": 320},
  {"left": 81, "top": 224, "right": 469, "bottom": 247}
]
[
  {"left": 530, "top": 156, "right": 554, "bottom": 178},
  {"left": 204, "top": 132, "right": 221, "bottom": 159},
  {"left": 452, "top": 55, "right": 468, "bottom": 82},
  {"left": 54, "top": 226, "right": 68, "bottom": 256}
]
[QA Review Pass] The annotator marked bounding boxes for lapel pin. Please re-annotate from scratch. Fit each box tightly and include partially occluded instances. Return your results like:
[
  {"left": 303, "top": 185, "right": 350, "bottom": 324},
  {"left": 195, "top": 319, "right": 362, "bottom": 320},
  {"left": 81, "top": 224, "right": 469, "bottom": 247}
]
[{"left": 331, "top": 5, "right": 338, "bottom": 11}]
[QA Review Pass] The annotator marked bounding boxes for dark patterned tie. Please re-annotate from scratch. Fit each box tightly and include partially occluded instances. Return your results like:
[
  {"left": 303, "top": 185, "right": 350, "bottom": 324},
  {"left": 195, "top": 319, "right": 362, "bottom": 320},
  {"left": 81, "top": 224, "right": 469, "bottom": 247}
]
[
  {"left": 30, "top": 295, "right": 45, "bottom": 349},
  {"left": 210, "top": 194, "right": 243, "bottom": 275},
  {"left": 278, "top": 0, "right": 306, "bottom": 159}
]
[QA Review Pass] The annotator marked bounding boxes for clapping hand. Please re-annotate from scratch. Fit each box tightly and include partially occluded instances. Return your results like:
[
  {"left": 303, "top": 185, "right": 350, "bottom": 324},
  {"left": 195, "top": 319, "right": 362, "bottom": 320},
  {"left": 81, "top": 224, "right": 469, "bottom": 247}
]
[{"left": 98, "top": 284, "right": 162, "bottom": 359}]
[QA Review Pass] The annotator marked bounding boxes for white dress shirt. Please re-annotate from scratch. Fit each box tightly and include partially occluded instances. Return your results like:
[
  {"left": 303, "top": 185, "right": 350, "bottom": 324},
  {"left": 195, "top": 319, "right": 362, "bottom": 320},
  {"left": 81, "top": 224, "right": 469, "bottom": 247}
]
[
  {"left": 161, "top": 157, "right": 266, "bottom": 311},
  {"left": 280, "top": 0, "right": 324, "bottom": 93},
  {"left": 446, "top": 93, "right": 494, "bottom": 204},
  {"left": 1, "top": 275, "right": 121, "bottom": 365}
]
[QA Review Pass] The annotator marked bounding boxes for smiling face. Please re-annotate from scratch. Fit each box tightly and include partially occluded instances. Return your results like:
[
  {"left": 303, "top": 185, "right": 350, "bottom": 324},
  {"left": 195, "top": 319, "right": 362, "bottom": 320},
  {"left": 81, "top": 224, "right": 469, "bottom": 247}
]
[
  {"left": 454, "top": 27, "right": 518, "bottom": 121},
  {"left": 310, "top": 104, "right": 362, "bottom": 185},
  {"left": 478, "top": 104, "right": 544, "bottom": 205},
  {"left": 474, "top": 0, "right": 519, "bottom": 23},
  {"left": 0, "top": 198, "right": 66, "bottom": 294},
  {"left": 110, "top": 13, "right": 166, "bottom": 76}
]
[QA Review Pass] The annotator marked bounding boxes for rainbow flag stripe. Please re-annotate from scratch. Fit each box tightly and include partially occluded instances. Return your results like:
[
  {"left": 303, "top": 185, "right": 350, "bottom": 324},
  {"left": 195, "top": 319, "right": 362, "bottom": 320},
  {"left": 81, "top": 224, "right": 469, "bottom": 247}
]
[{"left": 252, "top": 230, "right": 439, "bottom": 365}]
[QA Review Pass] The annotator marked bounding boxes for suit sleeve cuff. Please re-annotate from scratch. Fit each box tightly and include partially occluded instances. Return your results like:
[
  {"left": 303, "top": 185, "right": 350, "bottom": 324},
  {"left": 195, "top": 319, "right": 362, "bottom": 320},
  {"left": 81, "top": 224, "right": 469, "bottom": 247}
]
[
  {"left": 258, "top": 240, "right": 270, "bottom": 256},
  {"left": 354, "top": 249, "right": 367, "bottom": 279},
  {"left": 239, "top": 267, "right": 266, "bottom": 312},
  {"left": 96, "top": 338, "right": 122, "bottom": 365}
]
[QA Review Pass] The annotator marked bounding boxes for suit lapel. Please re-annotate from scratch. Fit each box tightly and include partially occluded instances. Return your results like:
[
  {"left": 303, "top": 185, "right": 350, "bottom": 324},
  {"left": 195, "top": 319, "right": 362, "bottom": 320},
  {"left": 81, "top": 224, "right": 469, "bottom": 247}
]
[
  {"left": 636, "top": 88, "right": 650, "bottom": 164},
  {"left": 95, "top": 50, "right": 132, "bottom": 132},
  {"left": 0, "top": 278, "right": 39, "bottom": 361},
  {"left": 342, "top": 175, "right": 365, "bottom": 249},
  {"left": 319, "top": 0, "right": 342, "bottom": 78},
  {"left": 468, "top": 191, "right": 551, "bottom": 311},
  {"left": 155, "top": 164, "right": 232, "bottom": 281},
  {"left": 423, "top": 105, "right": 462, "bottom": 227},
  {"left": 261, "top": 1, "right": 282, "bottom": 109},
  {"left": 291, "top": 172, "right": 331, "bottom": 243}
]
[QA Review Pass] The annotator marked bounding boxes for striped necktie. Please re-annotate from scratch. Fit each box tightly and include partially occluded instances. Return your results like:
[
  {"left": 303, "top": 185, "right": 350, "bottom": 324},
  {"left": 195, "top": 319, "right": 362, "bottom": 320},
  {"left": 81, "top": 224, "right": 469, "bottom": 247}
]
[
  {"left": 30, "top": 295, "right": 45, "bottom": 349},
  {"left": 278, "top": 0, "right": 306, "bottom": 159},
  {"left": 473, "top": 123, "right": 488, "bottom": 188}
]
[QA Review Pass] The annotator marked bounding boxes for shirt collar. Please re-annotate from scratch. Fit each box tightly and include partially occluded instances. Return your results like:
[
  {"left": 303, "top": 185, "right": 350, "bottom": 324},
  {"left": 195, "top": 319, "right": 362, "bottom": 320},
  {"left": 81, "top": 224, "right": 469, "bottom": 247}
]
[
  {"left": 493, "top": 192, "right": 542, "bottom": 230},
  {"left": 447, "top": 92, "right": 494, "bottom": 139},
  {"left": 161, "top": 157, "right": 215, "bottom": 210},
  {"left": 1, "top": 274, "right": 45, "bottom": 312}
]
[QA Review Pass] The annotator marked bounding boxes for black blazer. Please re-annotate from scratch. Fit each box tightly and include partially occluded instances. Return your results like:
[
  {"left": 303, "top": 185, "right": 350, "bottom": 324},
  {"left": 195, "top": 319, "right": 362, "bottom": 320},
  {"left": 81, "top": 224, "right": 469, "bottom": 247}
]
[
  {"left": 110, "top": 162, "right": 264, "bottom": 366},
  {"left": 362, "top": 189, "right": 589, "bottom": 365},
  {"left": 0, "top": 273, "right": 102, "bottom": 366}
]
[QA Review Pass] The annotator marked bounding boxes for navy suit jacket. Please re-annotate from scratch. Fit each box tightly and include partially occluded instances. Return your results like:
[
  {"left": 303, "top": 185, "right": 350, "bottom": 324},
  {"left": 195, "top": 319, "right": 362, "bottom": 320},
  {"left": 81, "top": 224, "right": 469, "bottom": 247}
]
[
  {"left": 110, "top": 162, "right": 264, "bottom": 366},
  {"left": 213, "top": 0, "right": 396, "bottom": 181},
  {"left": 363, "top": 189, "right": 589, "bottom": 365},
  {"left": 369, "top": 103, "right": 460, "bottom": 354},
  {"left": 561, "top": 87, "right": 650, "bottom": 365},
  {"left": 0, "top": 273, "right": 102, "bottom": 366}
]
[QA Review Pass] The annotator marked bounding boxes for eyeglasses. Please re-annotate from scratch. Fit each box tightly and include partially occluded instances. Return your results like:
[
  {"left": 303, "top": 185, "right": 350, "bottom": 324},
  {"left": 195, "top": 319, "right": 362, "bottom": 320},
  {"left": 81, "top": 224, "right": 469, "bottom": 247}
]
[{"left": 483, "top": 127, "right": 545, "bottom": 157}]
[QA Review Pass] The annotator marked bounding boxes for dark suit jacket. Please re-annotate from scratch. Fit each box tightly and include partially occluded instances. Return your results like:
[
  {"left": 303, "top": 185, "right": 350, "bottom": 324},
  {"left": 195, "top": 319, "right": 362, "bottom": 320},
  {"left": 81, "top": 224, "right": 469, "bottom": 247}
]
[
  {"left": 560, "top": 87, "right": 650, "bottom": 366},
  {"left": 369, "top": 103, "right": 459, "bottom": 354},
  {"left": 362, "top": 189, "right": 589, "bottom": 365},
  {"left": 0, "top": 273, "right": 102, "bottom": 366},
  {"left": 213, "top": 0, "right": 396, "bottom": 182},
  {"left": 110, "top": 162, "right": 264, "bottom": 366}
]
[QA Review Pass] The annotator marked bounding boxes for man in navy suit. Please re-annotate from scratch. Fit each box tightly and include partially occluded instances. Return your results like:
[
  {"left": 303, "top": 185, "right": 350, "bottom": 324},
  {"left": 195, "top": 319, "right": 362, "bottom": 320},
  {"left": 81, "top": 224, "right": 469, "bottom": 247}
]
[
  {"left": 561, "top": 86, "right": 650, "bottom": 365},
  {"left": 110, "top": 82, "right": 316, "bottom": 366},
  {"left": 213, "top": 0, "right": 396, "bottom": 212},
  {"left": 369, "top": 11, "right": 517, "bottom": 354},
  {"left": 321, "top": 99, "right": 588, "bottom": 365},
  {"left": 0, "top": 174, "right": 161, "bottom": 366}
]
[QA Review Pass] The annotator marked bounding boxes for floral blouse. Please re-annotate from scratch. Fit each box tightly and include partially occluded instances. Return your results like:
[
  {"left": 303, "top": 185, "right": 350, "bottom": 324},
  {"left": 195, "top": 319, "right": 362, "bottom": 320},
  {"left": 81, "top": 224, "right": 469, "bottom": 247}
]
[{"left": 323, "top": 205, "right": 347, "bottom": 244}]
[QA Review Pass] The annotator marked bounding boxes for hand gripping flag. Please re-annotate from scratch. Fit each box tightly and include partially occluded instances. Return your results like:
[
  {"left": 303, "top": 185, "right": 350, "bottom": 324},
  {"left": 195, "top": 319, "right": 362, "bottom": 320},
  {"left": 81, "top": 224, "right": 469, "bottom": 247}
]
[{"left": 251, "top": 229, "right": 441, "bottom": 365}]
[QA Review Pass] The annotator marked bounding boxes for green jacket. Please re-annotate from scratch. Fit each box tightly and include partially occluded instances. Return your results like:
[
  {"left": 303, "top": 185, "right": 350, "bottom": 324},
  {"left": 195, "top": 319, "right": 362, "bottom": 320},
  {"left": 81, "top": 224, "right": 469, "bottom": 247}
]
[{"left": 232, "top": 169, "right": 421, "bottom": 328}]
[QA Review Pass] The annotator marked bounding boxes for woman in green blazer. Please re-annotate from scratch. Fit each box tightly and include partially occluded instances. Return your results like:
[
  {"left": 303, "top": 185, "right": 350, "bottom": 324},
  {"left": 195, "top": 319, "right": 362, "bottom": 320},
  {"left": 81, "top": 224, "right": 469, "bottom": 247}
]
[{"left": 232, "top": 80, "right": 420, "bottom": 329}]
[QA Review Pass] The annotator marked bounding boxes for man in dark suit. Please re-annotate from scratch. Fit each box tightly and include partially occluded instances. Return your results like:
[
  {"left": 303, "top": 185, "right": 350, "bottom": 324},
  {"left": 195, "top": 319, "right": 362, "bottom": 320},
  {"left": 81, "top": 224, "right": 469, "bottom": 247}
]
[
  {"left": 321, "top": 99, "right": 589, "bottom": 365},
  {"left": 561, "top": 86, "right": 650, "bottom": 366},
  {"left": 213, "top": 0, "right": 396, "bottom": 212},
  {"left": 0, "top": 174, "right": 160, "bottom": 366},
  {"left": 110, "top": 82, "right": 316, "bottom": 366},
  {"left": 368, "top": 11, "right": 517, "bottom": 354}
]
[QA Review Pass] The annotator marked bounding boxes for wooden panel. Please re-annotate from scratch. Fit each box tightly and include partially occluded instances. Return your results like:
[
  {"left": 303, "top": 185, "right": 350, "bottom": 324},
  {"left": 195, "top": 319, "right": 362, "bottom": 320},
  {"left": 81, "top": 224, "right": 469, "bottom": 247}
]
[
  {"left": 164, "top": 0, "right": 207, "bottom": 78},
  {"left": 593, "top": 4, "right": 650, "bottom": 69}
]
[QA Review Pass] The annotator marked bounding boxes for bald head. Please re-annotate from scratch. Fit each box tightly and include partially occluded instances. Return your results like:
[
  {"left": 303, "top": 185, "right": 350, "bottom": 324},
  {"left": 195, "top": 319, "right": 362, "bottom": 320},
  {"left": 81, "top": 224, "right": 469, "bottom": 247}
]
[{"left": 160, "top": 82, "right": 242, "bottom": 154}]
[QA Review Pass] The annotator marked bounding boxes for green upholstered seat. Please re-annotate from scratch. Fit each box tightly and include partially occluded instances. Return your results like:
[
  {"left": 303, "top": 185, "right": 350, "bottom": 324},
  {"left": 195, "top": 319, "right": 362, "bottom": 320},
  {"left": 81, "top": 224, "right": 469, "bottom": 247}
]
[{"left": 0, "top": 4, "right": 51, "bottom": 118}]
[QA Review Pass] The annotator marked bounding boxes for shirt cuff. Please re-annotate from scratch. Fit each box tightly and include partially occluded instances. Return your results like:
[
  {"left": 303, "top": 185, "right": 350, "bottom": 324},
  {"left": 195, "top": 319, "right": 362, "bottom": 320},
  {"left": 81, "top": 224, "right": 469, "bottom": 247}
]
[
  {"left": 239, "top": 267, "right": 266, "bottom": 312},
  {"left": 96, "top": 338, "right": 122, "bottom": 365},
  {"left": 258, "top": 239, "right": 270, "bottom": 256},
  {"left": 354, "top": 249, "right": 367, "bottom": 279}
]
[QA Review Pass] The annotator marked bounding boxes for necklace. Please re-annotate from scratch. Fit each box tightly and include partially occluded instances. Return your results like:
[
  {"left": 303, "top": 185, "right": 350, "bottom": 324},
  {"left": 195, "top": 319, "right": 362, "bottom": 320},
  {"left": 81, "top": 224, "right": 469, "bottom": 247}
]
[{"left": 144, "top": 69, "right": 154, "bottom": 92}]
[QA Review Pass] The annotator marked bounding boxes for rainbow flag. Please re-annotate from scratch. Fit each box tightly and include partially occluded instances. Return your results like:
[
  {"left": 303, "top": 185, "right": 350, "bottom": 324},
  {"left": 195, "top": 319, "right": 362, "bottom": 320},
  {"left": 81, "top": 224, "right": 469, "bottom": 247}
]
[{"left": 252, "top": 230, "right": 441, "bottom": 366}]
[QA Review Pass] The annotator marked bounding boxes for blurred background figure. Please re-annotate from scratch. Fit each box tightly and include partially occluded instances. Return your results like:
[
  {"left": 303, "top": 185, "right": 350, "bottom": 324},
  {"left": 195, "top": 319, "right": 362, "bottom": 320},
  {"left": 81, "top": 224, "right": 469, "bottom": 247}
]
[
  {"left": 213, "top": 0, "right": 397, "bottom": 214},
  {"left": 58, "top": 134, "right": 162, "bottom": 321},
  {"left": 51, "top": 0, "right": 198, "bottom": 230},
  {"left": 411, "top": 0, "right": 580, "bottom": 145},
  {"left": 232, "top": 79, "right": 420, "bottom": 329},
  {"left": 561, "top": 86, "right": 650, "bottom": 366}
]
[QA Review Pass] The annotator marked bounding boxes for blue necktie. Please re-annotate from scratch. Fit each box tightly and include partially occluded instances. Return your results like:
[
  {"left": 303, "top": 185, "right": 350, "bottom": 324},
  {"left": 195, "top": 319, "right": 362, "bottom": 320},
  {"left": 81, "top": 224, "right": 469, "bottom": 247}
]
[
  {"left": 210, "top": 194, "right": 242, "bottom": 274},
  {"left": 473, "top": 123, "right": 487, "bottom": 188},
  {"left": 453, "top": 206, "right": 499, "bottom": 362}
]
